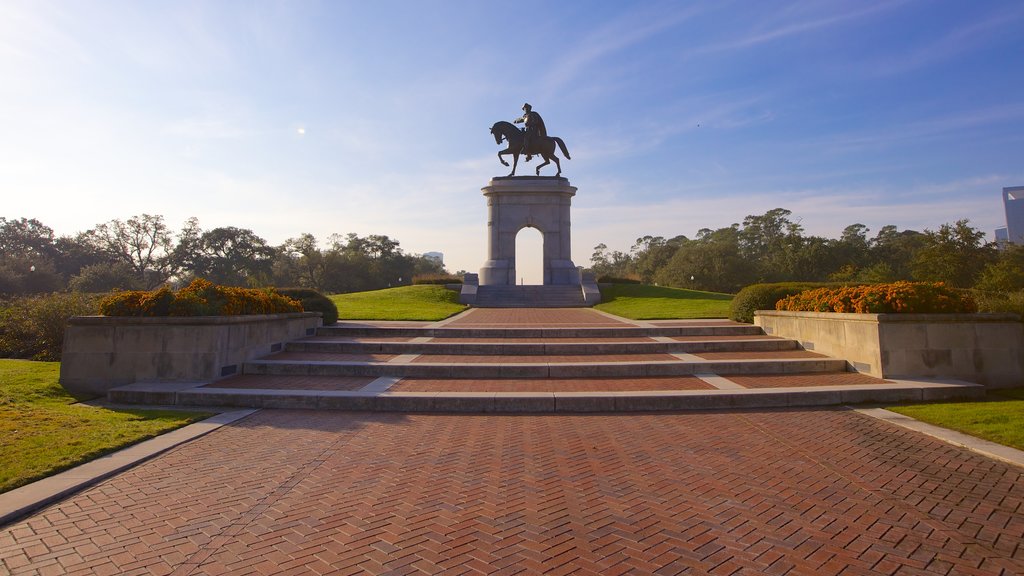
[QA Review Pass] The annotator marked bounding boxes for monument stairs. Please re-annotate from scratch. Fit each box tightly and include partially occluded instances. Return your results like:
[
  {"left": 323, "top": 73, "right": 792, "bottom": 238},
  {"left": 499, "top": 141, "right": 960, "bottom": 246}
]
[
  {"left": 107, "top": 309, "right": 981, "bottom": 412},
  {"left": 472, "top": 285, "right": 590, "bottom": 308}
]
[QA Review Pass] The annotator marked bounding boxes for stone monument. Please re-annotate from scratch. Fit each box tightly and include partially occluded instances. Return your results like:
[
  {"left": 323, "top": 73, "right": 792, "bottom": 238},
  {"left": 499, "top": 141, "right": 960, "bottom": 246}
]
[
  {"left": 478, "top": 176, "right": 579, "bottom": 285},
  {"left": 461, "top": 105, "right": 600, "bottom": 307}
]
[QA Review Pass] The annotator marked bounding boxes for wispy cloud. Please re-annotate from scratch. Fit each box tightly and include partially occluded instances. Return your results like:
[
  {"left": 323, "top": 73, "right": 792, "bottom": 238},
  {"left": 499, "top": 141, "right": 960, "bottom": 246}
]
[
  {"left": 824, "top": 103, "right": 1024, "bottom": 152},
  {"left": 685, "top": 1, "right": 911, "bottom": 57},
  {"left": 869, "top": 5, "right": 1024, "bottom": 76},
  {"left": 539, "top": 3, "right": 708, "bottom": 98}
]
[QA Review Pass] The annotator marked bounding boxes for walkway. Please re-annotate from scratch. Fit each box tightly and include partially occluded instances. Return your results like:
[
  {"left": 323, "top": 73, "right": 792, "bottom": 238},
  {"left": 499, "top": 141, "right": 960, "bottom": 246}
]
[
  {"left": 2, "top": 309, "right": 1021, "bottom": 574},
  {"left": 1, "top": 409, "right": 1022, "bottom": 574}
]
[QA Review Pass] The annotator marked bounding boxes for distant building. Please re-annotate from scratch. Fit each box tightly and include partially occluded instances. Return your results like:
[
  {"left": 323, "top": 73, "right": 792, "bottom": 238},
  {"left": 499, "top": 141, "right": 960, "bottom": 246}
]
[
  {"left": 423, "top": 251, "right": 444, "bottom": 265},
  {"left": 996, "top": 186, "right": 1024, "bottom": 246}
]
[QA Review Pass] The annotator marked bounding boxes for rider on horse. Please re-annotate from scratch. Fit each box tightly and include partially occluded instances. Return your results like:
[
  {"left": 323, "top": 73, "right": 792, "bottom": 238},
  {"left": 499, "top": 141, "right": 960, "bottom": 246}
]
[{"left": 514, "top": 103, "right": 547, "bottom": 161}]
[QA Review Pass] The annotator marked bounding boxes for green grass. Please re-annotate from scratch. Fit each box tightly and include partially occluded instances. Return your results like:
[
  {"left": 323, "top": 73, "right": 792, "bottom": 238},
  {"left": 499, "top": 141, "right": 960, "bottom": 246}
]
[
  {"left": 330, "top": 285, "right": 468, "bottom": 321},
  {"left": 886, "top": 388, "right": 1024, "bottom": 451},
  {"left": 0, "top": 359, "right": 210, "bottom": 494},
  {"left": 595, "top": 283, "right": 734, "bottom": 319}
]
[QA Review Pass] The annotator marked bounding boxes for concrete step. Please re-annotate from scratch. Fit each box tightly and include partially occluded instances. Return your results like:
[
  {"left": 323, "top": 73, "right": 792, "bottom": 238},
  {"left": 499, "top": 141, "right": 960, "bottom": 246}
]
[
  {"left": 242, "top": 357, "right": 850, "bottom": 379},
  {"left": 314, "top": 325, "right": 767, "bottom": 339},
  {"left": 108, "top": 379, "right": 985, "bottom": 412},
  {"left": 285, "top": 338, "right": 799, "bottom": 356},
  {"left": 474, "top": 285, "right": 588, "bottom": 308}
]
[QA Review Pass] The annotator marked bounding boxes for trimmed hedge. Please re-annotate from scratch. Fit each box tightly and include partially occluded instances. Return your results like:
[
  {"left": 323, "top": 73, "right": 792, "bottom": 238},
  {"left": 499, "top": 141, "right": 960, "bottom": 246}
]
[
  {"left": 777, "top": 282, "right": 977, "bottom": 314},
  {"left": 100, "top": 278, "right": 302, "bottom": 317},
  {"left": 275, "top": 287, "right": 338, "bottom": 325},
  {"left": 729, "top": 282, "right": 843, "bottom": 323},
  {"left": 596, "top": 275, "right": 642, "bottom": 284},
  {"left": 412, "top": 274, "right": 463, "bottom": 285}
]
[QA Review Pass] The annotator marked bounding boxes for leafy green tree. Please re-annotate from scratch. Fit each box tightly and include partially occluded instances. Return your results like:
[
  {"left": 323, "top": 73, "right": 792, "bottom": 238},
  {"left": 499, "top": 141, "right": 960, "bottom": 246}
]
[
  {"left": 655, "top": 226, "right": 750, "bottom": 292},
  {"left": 68, "top": 262, "right": 141, "bottom": 292},
  {"left": 589, "top": 243, "right": 633, "bottom": 278},
  {"left": 631, "top": 235, "right": 684, "bottom": 284},
  {"left": 0, "top": 218, "right": 63, "bottom": 294},
  {"left": 911, "top": 220, "right": 996, "bottom": 287},
  {"left": 869, "top": 225, "right": 925, "bottom": 281},
  {"left": 976, "top": 245, "right": 1024, "bottom": 292}
]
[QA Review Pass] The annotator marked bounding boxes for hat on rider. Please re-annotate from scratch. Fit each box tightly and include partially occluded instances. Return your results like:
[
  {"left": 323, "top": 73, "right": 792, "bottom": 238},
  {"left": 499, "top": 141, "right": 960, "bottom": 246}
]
[{"left": 522, "top": 103, "right": 531, "bottom": 111}]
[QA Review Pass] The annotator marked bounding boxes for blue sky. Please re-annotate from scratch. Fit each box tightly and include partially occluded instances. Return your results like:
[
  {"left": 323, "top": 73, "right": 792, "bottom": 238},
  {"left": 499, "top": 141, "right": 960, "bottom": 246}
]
[{"left": 2, "top": 1, "right": 1022, "bottom": 282}]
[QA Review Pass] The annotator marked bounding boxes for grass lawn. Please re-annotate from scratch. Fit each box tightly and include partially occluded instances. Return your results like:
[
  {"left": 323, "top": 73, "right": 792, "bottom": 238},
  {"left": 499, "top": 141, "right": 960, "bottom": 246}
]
[
  {"left": 0, "top": 359, "right": 210, "bottom": 494},
  {"left": 330, "top": 285, "right": 468, "bottom": 321},
  {"left": 595, "top": 283, "right": 734, "bottom": 319},
  {"left": 886, "top": 387, "right": 1024, "bottom": 451}
]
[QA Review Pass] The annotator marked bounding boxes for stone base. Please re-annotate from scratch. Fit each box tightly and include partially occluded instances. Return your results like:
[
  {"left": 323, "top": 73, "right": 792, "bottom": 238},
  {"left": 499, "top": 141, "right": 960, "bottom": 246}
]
[{"left": 478, "top": 176, "right": 579, "bottom": 286}]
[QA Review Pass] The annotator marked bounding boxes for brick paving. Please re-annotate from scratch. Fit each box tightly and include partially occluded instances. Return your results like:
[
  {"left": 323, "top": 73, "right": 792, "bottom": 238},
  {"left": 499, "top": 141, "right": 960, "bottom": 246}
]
[
  {"left": 2, "top": 409, "right": 1022, "bottom": 575},
  {"left": 391, "top": 377, "right": 714, "bottom": 392}
]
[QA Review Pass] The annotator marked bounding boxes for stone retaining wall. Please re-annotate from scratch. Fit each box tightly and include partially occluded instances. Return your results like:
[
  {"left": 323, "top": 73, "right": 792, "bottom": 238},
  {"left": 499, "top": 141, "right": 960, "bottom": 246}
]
[
  {"left": 754, "top": 311, "right": 1023, "bottom": 388},
  {"left": 60, "top": 313, "right": 322, "bottom": 397}
]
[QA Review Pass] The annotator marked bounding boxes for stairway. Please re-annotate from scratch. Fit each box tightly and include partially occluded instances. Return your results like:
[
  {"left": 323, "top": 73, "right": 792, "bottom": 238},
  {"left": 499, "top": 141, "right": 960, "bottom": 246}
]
[
  {"left": 472, "top": 285, "right": 588, "bottom": 307},
  {"left": 108, "top": 316, "right": 982, "bottom": 411}
]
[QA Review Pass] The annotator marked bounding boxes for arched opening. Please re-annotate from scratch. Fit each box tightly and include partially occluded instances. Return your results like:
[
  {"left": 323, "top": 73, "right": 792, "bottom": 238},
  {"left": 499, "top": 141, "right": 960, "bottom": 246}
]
[{"left": 514, "top": 227, "right": 544, "bottom": 285}]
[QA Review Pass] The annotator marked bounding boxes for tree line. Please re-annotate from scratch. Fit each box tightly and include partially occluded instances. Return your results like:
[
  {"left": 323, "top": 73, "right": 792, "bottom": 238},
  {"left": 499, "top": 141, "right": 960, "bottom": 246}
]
[
  {"left": 590, "top": 208, "right": 1024, "bottom": 293},
  {"left": 0, "top": 215, "right": 446, "bottom": 295}
]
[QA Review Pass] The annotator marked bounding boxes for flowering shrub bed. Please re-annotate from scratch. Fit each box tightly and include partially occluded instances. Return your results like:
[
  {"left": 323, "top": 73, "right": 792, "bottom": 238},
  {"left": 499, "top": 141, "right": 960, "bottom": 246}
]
[
  {"left": 411, "top": 274, "right": 463, "bottom": 285},
  {"left": 100, "top": 278, "right": 303, "bottom": 317},
  {"left": 776, "top": 282, "right": 976, "bottom": 314}
]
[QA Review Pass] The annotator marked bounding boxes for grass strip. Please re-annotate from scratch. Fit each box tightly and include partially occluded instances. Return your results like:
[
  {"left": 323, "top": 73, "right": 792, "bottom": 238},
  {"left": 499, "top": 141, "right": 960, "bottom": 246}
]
[
  {"left": 0, "top": 359, "right": 211, "bottom": 494},
  {"left": 886, "top": 388, "right": 1024, "bottom": 451},
  {"left": 595, "top": 283, "right": 733, "bottom": 319},
  {"left": 330, "top": 285, "right": 468, "bottom": 321}
]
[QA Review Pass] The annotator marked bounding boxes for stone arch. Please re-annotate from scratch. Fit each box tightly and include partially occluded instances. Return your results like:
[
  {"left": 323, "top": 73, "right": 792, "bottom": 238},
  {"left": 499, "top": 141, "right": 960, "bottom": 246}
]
[
  {"left": 514, "top": 225, "right": 544, "bottom": 285},
  {"left": 478, "top": 177, "right": 579, "bottom": 286}
]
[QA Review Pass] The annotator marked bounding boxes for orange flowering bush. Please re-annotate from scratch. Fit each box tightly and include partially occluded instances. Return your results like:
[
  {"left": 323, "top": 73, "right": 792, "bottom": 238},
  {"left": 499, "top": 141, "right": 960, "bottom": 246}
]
[
  {"left": 776, "top": 282, "right": 976, "bottom": 314},
  {"left": 99, "top": 278, "right": 303, "bottom": 317}
]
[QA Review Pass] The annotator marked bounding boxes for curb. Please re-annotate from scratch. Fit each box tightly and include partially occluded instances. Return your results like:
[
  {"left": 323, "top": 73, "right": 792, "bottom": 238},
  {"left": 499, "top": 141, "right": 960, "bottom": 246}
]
[
  {"left": 855, "top": 407, "right": 1024, "bottom": 469},
  {"left": 108, "top": 380, "right": 983, "bottom": 413},
  {"left": 0, "top": 409, "right": 257, "bottom": 527}
]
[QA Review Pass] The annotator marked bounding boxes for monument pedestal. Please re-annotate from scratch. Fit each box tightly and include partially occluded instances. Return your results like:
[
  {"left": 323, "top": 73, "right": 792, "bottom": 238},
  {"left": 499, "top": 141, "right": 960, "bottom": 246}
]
[{"left": 478, "top": 176, "right": 579, "bottom": 286}]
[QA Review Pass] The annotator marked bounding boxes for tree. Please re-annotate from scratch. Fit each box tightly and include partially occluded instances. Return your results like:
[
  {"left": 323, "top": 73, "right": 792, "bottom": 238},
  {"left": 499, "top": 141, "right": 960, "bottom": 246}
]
[
  {"left": 911, "top": 220, "right": 996, "bottom": 287},
  {"left": 631, "top": 235, "right": 684, "bottom": 284},
  {"left": 190, "top": 227, "right": 275, "bottom": 286},
  {"left": 655, "top": 226, "right": 750, "bottom": 292},
  {"left": 0, "top": 218, "right": 63, "bottom": 294},
  {"left": 89, "top": 214, "right": 176, "bottom": 288},
  {"left": 589, "top": 243, "right": 633, "bottom": 278},
  {"left": 869, "top": 225, "right": 924, "bottom": 281},
  {"left": 738, "top": 208, "right": 807, "bottom": 282},
  {"left": 976, "top": 245, "right": 1024, "bottom": 292}
]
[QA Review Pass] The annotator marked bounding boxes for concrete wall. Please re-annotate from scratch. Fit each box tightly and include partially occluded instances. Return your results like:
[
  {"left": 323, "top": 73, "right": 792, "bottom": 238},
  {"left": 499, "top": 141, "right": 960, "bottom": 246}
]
[
  {"left": 755, "top": 311, "right": 1023, "bottom": 388},
  {"left": 60, "top": 312, "right": 322, "bottom": 397}
]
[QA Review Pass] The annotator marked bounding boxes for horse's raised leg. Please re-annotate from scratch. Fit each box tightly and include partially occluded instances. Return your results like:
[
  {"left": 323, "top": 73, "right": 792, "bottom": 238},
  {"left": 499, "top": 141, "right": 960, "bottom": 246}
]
[
  {"left": 535, "top": 154, "right": 551, "bottom": 176},
  {"left": 498, "top": 149, "right": 510, "bottom": 167}
]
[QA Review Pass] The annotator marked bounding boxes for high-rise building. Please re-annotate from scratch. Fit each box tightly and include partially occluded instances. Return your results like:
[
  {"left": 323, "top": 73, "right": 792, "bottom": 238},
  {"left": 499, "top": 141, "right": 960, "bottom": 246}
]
[
  {"left": 995, "top": 186, "right": 1024, "bottom": 246},
  {"left": 423, "top": 251, "right": 444, "bottom": 265}
]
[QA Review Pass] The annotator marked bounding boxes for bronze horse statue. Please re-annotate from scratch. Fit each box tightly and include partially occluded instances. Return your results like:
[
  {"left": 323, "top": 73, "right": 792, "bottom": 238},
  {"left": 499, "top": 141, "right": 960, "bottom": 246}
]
[{"left": 490, "top": 121, "right": 571, "bottom": 177}]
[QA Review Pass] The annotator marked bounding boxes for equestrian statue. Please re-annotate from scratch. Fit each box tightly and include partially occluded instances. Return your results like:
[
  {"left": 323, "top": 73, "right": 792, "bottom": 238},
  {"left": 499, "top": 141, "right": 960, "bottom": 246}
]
[{"left": 490, "top": 103, "right": 571, "bottom": 177}]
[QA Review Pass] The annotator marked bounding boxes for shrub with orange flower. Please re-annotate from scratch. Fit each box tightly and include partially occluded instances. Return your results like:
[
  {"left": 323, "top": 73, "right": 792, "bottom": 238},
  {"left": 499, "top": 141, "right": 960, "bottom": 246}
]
[
  {"left": 99, "top": 278, "right": 303, "bottom": 317},
  {"left": 775, "top": 282, "right": 976, "bottom": 314}
]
